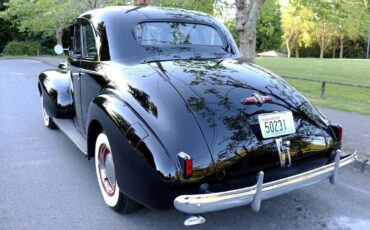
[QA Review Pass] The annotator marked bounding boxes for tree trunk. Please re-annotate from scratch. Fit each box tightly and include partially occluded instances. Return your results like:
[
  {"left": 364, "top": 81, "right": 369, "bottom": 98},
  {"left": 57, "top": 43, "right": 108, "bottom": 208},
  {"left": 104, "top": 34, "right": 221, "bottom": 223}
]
[
  {"left": 285, "top": 40, "right": 291, "bottom": 58},
  {"left": 318, "top": 39, "right": 326, "bottom": 59},
  {"left": 137, "top": 0, "right": 148, "bottom": 5},
  {"left": 238, "top": 27, "right": 257, "bottom": 62},
  {"left": 294, "top": 47, "right": 299, "bottom": 58},
  {"left": 88, "top": 0, "right": 97, "bottom": 9},
  {"left": 367, "top": 34, "right": 370, "bottom": 59},
  {"left": 320, "top": 48, "right": 324, "bottom": 59},
  {"left": 55, "top": 27, "right": 63, "bottom": 45},
  {"left": 332, "top": 46, "right": 336, "bottom": 58},
  {"left": 339, "top": 35, "right": 344, "bottom": 59},
  {"left": 235, "top": 0, "right": 265, "bottom": 62}
]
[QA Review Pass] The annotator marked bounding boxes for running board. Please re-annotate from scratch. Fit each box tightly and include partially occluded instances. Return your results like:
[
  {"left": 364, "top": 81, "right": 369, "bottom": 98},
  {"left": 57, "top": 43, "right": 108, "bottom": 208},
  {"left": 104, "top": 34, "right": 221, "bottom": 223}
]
[{"left": 53, "top": 118, "right": 88, "bottom": 155}]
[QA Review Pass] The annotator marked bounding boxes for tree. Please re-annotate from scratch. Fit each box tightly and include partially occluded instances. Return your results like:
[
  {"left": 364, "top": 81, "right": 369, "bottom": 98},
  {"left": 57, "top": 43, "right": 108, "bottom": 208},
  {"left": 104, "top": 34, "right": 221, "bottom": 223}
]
[
  {"left": 0, "top": 0, "right": 132, "bottom": 46},
  {"left": 0, "top": 0, "right": 86, "bottom": 45},
  {"left": 153, "top": 0, "right": 214, "bottom": 15},
  {"left": 0, "top": 0, "right": 21, "bottom": 53},
  {"left": 235, "top": 0, "right": 266, "bottom": 62},
  {"left": 281, "top": 2, "right": 313, "bottom": 58},
  {"left": 334, "top": 0, "right": 369, "bottom": 58},
  {"left": 256, "top": 0, "right": 282, "bottom": 52}
]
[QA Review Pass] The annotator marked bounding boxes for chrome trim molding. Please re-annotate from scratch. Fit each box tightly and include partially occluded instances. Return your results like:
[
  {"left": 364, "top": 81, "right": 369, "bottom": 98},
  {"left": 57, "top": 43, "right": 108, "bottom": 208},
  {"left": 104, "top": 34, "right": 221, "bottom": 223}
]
[
  {"left": 178, "top": 152, "right": 191, "bottom": 160},
  {"left": 174, "top": 150, "right": 357, "bottom": 214}
]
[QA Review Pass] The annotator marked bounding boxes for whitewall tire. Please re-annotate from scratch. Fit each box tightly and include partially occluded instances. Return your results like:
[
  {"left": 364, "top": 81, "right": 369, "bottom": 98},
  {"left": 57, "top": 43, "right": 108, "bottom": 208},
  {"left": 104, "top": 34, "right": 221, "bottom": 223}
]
[
  {"left": 41, "top": 96, "right": 57, "bottom": 129},
  {"left": 94, "top": 132, "right": 140, "bottom": 213}
]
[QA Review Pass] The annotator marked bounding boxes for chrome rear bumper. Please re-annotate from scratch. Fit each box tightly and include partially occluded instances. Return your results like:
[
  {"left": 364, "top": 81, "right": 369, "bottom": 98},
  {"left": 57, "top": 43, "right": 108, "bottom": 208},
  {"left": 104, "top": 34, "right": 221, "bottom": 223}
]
[{"left": 174, "top": 150, "right": 357, "bottom": 214}]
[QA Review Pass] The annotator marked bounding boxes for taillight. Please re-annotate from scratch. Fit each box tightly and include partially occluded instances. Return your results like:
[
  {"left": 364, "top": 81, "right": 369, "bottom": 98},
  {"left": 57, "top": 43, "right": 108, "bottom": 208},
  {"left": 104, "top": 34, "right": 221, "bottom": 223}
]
[
  {"left": 177, "top": 152, "right": 193, "bottom": 178},
  {"left": 330, "top": 124, "right": 342, "bottom": 141},
  {"left": 185, "top": 159, "right": 193, "bottom": 177},
  {"left": 337, "top": 126, "right": 343, "bottom": 141}
]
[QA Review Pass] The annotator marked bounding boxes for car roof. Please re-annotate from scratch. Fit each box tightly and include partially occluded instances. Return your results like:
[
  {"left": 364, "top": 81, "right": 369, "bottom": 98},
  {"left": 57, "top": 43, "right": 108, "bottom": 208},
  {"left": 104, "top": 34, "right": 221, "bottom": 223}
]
[
  {"left": 75, "top": 6, "right": 239, "bottom": 62},
  {"left": 79, "top": 6, "right": 215, "bottom": 24}
]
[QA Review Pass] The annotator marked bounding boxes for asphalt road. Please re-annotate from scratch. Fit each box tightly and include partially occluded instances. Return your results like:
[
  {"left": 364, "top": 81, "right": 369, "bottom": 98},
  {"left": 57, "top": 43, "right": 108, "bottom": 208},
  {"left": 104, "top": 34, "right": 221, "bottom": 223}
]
[{"left": 0, "top": 58, "right": 369, "bottom": 230}]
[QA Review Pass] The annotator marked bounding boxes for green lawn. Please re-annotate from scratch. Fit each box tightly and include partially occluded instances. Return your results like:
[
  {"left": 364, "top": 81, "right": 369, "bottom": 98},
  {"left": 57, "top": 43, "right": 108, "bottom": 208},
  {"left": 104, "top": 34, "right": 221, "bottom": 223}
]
[{"left": 256, "top": 57, "right": 370, "bottom": 115}]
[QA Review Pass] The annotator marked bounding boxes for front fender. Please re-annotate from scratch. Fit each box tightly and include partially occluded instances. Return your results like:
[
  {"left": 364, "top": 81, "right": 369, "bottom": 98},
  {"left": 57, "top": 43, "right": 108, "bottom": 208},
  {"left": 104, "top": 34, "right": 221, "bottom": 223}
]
[
  {"left": 38, "top": 69, "right": 74, "bottom": 118},
  {"left": 86, "top": 92, "right": 179, "bottom": 210}
]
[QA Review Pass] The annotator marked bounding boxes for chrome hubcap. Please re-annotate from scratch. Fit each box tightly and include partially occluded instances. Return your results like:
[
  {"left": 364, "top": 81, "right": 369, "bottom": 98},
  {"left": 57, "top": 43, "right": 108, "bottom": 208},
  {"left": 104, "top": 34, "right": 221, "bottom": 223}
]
[{"left": 98, "top": 144, "right": 116, "bottom": 196}]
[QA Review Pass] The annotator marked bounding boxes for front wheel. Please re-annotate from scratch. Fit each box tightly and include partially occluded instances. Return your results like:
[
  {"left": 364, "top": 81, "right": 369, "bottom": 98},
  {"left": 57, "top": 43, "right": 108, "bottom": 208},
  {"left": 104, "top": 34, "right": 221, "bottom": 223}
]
[
  {"left": 40, "top": 96, "right": 57, "bottom": 129},
  {"left": 95, "top": 132, "right": 140, "bottom": 213}
]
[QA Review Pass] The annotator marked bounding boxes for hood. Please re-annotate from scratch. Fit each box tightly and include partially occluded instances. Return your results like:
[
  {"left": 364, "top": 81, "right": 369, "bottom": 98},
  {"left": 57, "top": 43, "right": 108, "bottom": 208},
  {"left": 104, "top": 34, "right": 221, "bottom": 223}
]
[{"left": 148, "top": 59, "right": 335, "bottom": 181}]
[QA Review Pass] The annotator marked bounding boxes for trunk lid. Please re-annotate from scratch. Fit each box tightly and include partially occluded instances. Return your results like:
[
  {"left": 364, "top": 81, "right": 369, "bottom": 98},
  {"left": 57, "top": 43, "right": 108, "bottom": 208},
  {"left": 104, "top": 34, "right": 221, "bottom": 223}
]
[{"left": 150, "top": 59, "right": 334, "bottom": 181}]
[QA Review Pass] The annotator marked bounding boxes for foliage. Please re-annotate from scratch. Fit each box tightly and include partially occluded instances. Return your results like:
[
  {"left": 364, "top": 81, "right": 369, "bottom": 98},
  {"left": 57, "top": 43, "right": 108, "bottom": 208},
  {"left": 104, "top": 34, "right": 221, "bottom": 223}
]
[
  {"left": 335, "top": 0, "right": 369, "bottom": 40},
  {"left": 281, "top": 2, "right": 313, "bottom": 57},
  {"left": 224, "top": 19, "right": 239, "bottom": 46},
  {"left": 1, "top": 0, "right": 73, "bottom": 35},
  {"left": 0, "top": 0, "right": 85, "bottom": 44},
  {"left": 152, "top": 0, "right": 214, "bottom": 15},
  {"left": 3, "top": 40, "right": 42, "bottom": 56},
  {"left": 0, "top": 0, "right": 20, "bottom": 53},
  {"left": 295, "top": 0, "right": 370, "bottom": 58},
  {"left": 256, "top": 0, "right": 282, "bottom": 52},
  {"left": 0, "top": 0, "right": 369, "bottom": 58}
]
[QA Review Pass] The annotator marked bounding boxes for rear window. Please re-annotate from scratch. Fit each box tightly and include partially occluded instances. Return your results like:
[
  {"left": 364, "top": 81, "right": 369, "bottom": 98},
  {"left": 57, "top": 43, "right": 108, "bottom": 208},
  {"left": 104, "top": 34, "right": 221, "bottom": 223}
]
[{"left": 134, "top": 22, "right": 224, "bottom": 46}]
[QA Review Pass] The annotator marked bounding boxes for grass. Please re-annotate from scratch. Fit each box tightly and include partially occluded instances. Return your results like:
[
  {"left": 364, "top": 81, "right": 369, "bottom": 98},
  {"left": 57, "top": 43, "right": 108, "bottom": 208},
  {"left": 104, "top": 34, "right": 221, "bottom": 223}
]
[
  {"left": 256, "top": 57, "right": 370, "bottom": 115},
  {"left": 0, "top": 55, "right": 30, "bottom": 59}
]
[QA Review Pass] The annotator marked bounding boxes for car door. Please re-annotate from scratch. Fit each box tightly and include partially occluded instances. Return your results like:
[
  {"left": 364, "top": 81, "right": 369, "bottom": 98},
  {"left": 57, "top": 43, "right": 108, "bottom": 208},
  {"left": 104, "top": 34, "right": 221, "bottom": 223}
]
[
  {"left": 68, "top": 22, "right": 85, "bottom": 135},
  {"left": 79, "top": 19, "right": 106, "bottom": 134}
]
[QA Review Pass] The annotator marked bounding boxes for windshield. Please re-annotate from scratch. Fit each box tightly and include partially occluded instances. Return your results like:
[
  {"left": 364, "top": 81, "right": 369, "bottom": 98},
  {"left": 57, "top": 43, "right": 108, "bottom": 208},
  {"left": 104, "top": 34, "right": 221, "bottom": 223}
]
[{"left": 134, "top": 22, "right": 224, "bottom": 47}]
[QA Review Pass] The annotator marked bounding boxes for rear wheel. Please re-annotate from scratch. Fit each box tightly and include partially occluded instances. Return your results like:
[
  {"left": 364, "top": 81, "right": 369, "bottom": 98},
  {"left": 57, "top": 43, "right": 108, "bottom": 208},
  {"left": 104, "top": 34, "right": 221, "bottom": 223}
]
[
  {"left": 95, "top": 132, "right": 140, "bottom": 213},
  {"left": 40, "top": 96, "right": 57, "bottom": 129}
]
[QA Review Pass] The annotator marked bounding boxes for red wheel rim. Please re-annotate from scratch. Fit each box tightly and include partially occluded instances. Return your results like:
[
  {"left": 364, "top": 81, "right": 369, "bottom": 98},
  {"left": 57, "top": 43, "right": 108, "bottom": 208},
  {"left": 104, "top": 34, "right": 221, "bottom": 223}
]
[{"left": 98, "top": 144, "right": 116, "bottom": 196}]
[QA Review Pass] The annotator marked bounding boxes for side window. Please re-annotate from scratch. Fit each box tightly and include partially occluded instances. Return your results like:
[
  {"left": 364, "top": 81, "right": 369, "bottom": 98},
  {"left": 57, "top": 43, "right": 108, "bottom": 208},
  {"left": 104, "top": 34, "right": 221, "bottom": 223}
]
[
  {"left": 73, "top": 25, "right": 82, "bottom": 55},
  {"left": 82, "top": 22, "right": 97, "bottom": 59}
]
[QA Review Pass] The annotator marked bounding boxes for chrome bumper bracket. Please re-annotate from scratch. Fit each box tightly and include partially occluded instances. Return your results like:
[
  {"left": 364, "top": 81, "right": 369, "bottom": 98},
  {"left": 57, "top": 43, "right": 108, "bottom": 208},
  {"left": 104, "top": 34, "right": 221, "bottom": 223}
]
[
  {"left": 330, "top": 150, "right": 341, "bottom": 184},
  {"left": 251, "top": 171, "right": 264, "bottom": 212}
]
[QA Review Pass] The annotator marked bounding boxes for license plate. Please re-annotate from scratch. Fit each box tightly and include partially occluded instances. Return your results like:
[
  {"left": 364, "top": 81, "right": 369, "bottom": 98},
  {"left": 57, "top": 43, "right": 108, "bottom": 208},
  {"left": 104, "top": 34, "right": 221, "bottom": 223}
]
[{"left": 258, "top": 111, "right": 296, "bottom": 138}]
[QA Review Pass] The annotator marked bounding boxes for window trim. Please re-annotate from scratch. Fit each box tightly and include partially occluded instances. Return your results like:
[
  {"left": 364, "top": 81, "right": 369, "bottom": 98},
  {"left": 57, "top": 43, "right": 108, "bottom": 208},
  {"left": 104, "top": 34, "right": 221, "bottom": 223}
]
[
  {"left": 72, "top": 23, "right": 82, "bottom": 56},
  {"left": 69, "top": 18, "right": 99, "bottom": 62},
  {"left": 80, "top": 18, "right": 99, "bottom": 61}
]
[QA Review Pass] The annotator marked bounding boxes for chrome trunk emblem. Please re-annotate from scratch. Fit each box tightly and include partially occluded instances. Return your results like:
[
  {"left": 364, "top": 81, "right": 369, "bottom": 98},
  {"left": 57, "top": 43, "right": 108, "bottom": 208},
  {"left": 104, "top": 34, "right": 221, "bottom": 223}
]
[
  {"left": 241, "top": 93, "right": 272, "bottom": 105},
  {"left": 275, "top": 138, "right": 292, "bottom": 167}
]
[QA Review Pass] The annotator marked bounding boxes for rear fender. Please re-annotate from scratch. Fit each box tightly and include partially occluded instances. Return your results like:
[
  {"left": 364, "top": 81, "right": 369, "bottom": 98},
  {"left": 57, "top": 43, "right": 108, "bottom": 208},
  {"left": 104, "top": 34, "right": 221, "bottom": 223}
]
[
  {"left": 86, "top": 92, "right": 178, "bottom": 210},
  {"left": 38, "top": 69, "right": 74, "bottom": 118}
]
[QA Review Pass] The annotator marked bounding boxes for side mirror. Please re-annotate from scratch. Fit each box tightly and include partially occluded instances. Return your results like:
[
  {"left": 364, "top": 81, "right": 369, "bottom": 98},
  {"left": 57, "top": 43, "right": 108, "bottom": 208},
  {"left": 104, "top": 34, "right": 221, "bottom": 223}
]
[
  {"left": 58, "top": 62, "right": 68, "bottom": 70},
  {"left": 54, "top": 44, "right": 64, "bottom": 55}
]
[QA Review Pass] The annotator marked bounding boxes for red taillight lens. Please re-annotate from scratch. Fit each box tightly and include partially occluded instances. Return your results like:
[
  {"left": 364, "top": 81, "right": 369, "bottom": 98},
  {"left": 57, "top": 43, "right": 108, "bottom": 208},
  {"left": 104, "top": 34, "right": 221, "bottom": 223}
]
[
  {"left": 330, "top": 124, "right": 342, "bottom": 141},
  {"left": 337, "top": 126, "right": 343, "bottom": 141},
  {"left": 177, "top": 152, "right": 193, "bottom": 178},
  {"left": 185, "top": 159, "right": 193, "bottom": 177}
]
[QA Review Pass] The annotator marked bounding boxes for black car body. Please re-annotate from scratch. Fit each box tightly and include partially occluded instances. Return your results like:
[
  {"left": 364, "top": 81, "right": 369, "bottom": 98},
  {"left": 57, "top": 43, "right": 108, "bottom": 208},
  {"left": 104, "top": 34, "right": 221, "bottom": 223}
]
[{"left": 38, "top": 6, "right": 356, "bottom": 225}]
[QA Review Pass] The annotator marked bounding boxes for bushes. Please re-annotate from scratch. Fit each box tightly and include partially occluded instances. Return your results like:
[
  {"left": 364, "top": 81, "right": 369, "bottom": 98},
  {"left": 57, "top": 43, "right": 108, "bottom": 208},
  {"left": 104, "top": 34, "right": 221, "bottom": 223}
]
[{"left": 3, "top": 41, "right": 42, "bottom": 56}]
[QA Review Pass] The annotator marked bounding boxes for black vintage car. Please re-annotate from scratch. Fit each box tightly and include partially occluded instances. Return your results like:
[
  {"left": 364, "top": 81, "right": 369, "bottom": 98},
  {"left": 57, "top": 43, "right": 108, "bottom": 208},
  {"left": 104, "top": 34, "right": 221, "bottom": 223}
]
[{"left": 38, "top": 6, "right": 356, "bottom": 226}]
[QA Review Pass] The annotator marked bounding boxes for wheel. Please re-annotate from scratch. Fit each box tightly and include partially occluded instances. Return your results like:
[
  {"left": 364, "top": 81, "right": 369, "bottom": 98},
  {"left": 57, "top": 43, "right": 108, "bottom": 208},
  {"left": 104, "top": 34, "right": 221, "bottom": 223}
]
[
  {"left": 95, "top": 132, "right": 140, "bottom": 213},
  {"left": 40, "top": 96, "right": 57, "bottom": 129}
]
